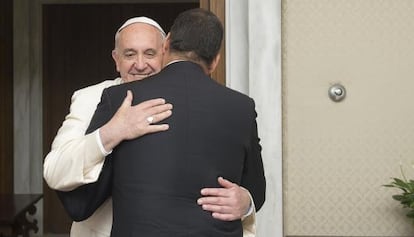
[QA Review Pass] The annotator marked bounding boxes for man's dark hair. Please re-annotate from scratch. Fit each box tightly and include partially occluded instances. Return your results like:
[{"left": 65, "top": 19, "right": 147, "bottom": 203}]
[{"left": 169, "top": 8, "right": 223, "bottom": 66}]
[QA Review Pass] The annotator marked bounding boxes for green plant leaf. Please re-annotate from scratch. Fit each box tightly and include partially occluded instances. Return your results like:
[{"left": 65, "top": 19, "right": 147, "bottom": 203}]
[
  {"left": 393, "top": 178, "right": 411, "bottom": 190},
  {"left": 406, "top": 209, "right": 414, "bottom": 218},
  {"left": 383, "top": 165, "right": 414, "bottom": 221}
]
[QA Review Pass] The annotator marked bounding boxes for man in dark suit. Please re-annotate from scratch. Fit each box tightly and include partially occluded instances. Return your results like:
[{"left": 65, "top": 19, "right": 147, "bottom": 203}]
[{"left": 85, "top": 8, "right": 265, "bottom": 237}]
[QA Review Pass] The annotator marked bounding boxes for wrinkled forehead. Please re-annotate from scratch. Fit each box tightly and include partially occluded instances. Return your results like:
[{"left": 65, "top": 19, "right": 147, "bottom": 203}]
[{"left": 115, "top": 23, "right": 164, "bottom": 52}]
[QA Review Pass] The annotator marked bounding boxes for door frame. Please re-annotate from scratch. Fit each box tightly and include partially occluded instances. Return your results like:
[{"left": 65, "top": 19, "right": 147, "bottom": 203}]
[{"left": 14, "top": 0, "right": 225, "bottom": 234}]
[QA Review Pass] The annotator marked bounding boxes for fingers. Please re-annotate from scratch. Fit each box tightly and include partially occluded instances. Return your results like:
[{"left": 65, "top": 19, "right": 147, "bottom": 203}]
[
  {"left": 145, "top": 124, "right": 170, "bottom": 133},
  {"left": 200, "top": 203, "right": 239, "bottom": 221},
  {"left": 121, "top": 90, "right": 133, "bottom": 108},
  {"left": 217, "top": 176, "right": 237, "bottom": 189},
  {"left": 198, "top": 199, "right": 238, "bottom": 221},
  {"left": 144, "top": 103, "right": 173, "bottom": 120},
  {"left": 144, "top": 110, "right": 172, "bottom": 133},
  {"left": 211, "top": 212, "right": 237, "bottom": 221},
  {"left": 200, "top": 188, "right": 225, "bottom": 198},
  {"left": 202, "top": 204, "right": 237, "bottom": 221},
  {"left": 135, "top": 97, "right": 168, "bottom": 110},
  {"left": 198, "top": 177, "right": 250, "bottom": 221},
  {"left": 197, "top": 195, "right": 245, "bottom": 221},
  {"left": 131, "top": 97, "right": 173, "bottom": 126},
  {"left": 198, "top": 188, "right": 231, "bottom": 209},
  {"left": 201, "top": 177, "right": 237, "bottom": 196},
  {"left": 125, "top": 91, "right": 172, "bottom": 117},
  {"left": 108, "top": 92, "right": 174, "bottom": 142},
  {"left": 148, "top": 110, "right": 172, "bottom": 125}
]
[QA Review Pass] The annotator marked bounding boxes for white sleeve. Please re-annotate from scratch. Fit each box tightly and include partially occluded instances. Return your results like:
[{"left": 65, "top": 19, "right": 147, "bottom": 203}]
[
  {"left": 96, "top": 128, "right": 113, "bottom": 156},
  {"left": 43, "top": 87, "right": 108, "bottom": 191},
  {"left": 242, "top": 187, "right": 257, "bottom": 237}
]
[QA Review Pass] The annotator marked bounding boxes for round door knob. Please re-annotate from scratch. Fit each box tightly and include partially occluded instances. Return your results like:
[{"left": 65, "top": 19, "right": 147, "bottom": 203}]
[{"left": 328, "top": 84, "right": 346, "bottom": 102}]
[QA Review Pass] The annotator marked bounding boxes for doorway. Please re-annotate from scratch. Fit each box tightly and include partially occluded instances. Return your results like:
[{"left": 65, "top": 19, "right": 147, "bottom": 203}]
[{"left": 42, "top": 2, "right": 198, "bottom": 234}]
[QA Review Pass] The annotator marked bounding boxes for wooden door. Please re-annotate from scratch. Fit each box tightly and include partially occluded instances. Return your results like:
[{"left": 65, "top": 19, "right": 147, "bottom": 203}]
[
  {"left": 0, "top": 0, "right": 13, "bottom": 195},
  {"left": 200, "top": 0, "right": 226, "bottom": 85},
  {"left": 42, "top": 2, "right": 198, "bottom": 234}
]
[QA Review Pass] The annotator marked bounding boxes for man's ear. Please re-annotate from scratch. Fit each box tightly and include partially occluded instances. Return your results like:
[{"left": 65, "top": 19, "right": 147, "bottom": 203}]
[
  {"left": 112, "top": 49, "right": 120, "bottom": 72},
  {"left": 163, "top": 33, "right": 171, "bottom": 54},
  {"left": 207, "top": 53, "right": 221, "bottom": 74}
]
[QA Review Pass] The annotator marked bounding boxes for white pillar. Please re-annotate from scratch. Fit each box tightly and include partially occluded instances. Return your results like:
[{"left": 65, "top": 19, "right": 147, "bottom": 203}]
[{"left": 226, "top": 0, "right": 282, "bottom": 236}]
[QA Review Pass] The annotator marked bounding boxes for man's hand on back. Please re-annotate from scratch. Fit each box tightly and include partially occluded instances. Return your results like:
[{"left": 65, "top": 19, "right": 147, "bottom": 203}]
[{"left": 198, "top": 177, "right": 251, "bottom": 221}]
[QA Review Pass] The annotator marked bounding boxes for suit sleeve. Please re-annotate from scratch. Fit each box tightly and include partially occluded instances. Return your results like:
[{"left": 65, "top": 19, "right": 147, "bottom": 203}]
[
  {"left": 241, "top": 100, "right": 266, "bottom": 211},
  {"left": 43, "top": 84, "right": 113, "bottom": 191},
  {"left": 56, "top": 89, "right": 116, "bottom": 221}
]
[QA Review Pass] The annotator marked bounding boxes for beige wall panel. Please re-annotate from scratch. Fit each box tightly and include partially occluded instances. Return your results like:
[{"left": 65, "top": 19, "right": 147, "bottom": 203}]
[{"left": 283, "top": 0, "right": 414, "bottom": 236}]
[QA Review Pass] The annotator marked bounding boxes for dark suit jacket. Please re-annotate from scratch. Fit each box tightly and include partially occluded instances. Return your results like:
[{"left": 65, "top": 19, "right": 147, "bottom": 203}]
[{"left": 61, "top": 61, "right": 265, "bottom": 237}]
